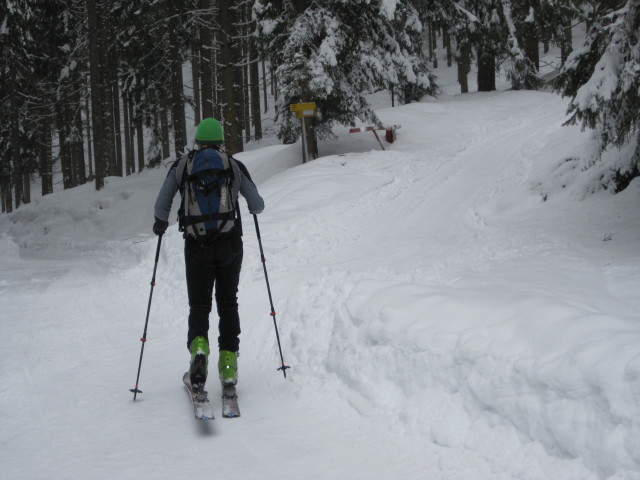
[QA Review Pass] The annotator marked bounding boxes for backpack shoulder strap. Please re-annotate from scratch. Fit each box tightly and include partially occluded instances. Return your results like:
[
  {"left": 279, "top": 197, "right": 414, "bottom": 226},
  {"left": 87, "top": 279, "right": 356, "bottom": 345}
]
[
  {"left": 226, "top": 154, "right": 240, "bottom": 182},
  {"left": 227, "top": 155, "right": 246, "bottom": 237},
  {"left": 176, "top": 150, "right": 196, "bottom": 192},
  {"left": 230, "top": 156, "right": 254, "bottom": 184}
]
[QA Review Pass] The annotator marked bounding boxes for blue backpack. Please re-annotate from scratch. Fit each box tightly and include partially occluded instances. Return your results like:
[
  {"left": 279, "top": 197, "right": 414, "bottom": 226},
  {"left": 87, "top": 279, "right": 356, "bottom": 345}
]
[{"left": 178, "top": 147, "right": 239, "bottom": 239}]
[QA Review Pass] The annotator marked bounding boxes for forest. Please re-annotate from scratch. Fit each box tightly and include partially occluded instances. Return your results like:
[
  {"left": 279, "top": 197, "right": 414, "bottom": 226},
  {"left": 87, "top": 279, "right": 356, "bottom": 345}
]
[{"left": 1, "top": 0, "right": 638, "bottom": 213}]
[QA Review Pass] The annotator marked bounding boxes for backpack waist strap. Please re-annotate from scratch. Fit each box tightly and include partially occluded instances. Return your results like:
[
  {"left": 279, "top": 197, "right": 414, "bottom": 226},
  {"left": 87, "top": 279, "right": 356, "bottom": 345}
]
[{"left": 182, "top": 211, "right": 235, "bottom": 227}]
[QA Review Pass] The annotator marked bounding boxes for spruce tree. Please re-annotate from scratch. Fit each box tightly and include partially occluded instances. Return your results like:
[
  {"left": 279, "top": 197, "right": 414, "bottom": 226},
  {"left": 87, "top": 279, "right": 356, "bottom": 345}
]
[
  {"left": 470, "top": 0, "right": 504, "bottom": 91},
  {"left": 115, "top": 0, "right": 196, "bottom": 166},
  {"left": 254, "top": 0, "right": 437, "bottom": 153},
  {"left": 554, "top": 0, "right": 640, "bottom": 191},
  {"left": 390, "top": 1, "right": 438, "bottom": 103},
  {"left": 501, "top": 0, "right": 542, "bottom": 90},
  {"left": 0, "top": 0, "right": 42, "bottom": 209}
]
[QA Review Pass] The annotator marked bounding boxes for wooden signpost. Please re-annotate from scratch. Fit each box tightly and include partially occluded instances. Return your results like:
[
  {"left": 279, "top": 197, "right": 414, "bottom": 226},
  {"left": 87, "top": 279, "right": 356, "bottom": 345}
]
[{"left": 290, "top": 102, "right": 317, "bottom": 163}]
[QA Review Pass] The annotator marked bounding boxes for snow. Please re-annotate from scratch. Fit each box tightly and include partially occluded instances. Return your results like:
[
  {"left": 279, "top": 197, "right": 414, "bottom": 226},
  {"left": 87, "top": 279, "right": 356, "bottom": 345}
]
[
  {"left": 379, "top": 0, "right": 398, "bottom": 20},
  {"left": 2, "top": 61, "right": 640, "bottom": 480},
  {"left": 575, "top": 48, "right": 620, "bottom": 109}
]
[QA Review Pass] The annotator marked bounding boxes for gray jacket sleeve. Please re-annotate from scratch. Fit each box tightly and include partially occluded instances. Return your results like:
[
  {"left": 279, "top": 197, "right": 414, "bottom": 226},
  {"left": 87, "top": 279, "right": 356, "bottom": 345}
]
[
  {"left": 233, "top": 160, "right": 264, "bottom": 214},
  {"left": 154, "top": 163, "right": 180, "bottom": 222},
  {"left": 239, "top": 173, "right": 264, "bottom": 214}
]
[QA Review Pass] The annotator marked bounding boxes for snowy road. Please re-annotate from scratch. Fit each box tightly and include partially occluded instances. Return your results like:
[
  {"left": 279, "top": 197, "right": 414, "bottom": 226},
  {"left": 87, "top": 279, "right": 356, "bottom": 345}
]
[{"left": 1, "top": 91, "right": 639, "bottom": 479}]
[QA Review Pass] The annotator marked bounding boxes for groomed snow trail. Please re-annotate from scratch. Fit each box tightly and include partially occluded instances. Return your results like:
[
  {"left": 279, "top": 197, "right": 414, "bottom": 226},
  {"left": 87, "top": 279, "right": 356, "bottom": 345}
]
[{"left": 1, "top": 91, "right": 639, "bottom": 480}]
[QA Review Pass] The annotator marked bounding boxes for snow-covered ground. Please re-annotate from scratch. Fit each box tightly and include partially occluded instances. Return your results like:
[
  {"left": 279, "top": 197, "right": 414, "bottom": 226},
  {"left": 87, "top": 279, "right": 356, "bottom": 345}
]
[{"left": 2, "top": 52, "right": 640, "bottom": 479}]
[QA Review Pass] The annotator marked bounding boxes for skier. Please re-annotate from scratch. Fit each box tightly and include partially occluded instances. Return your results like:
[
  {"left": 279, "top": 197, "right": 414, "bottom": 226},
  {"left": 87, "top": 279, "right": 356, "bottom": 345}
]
[{"left": 152, "top": 117, "right": 264, "bottom": 392}]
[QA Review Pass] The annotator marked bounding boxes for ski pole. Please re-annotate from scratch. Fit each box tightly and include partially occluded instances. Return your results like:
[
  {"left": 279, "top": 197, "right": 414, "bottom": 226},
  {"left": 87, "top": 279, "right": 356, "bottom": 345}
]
[
  {"left": 130, "top": 234, "right": 163, "bottom": 400},
  {"left": 253, "top": 214, "right": 291, "bottom": 378}
]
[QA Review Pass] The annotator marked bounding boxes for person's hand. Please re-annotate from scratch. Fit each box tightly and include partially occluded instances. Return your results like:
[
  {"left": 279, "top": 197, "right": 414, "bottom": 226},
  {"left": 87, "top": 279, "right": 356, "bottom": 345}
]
[{"left": 153, "top": 217, "right": 169, "bottom": 236}]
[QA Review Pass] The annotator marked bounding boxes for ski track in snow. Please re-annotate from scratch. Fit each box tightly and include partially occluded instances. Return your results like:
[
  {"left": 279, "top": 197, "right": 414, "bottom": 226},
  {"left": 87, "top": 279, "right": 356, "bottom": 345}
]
[{"left": 1, "top": 91, "right": 640, "bottom": 480}]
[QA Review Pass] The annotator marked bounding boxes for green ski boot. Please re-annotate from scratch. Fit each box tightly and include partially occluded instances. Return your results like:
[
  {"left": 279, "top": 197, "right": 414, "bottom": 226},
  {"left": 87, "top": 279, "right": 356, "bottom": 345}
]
[
  {"left": 218, "top": 350, "right": 238, "bottom": 386},
  {"left": 189, "top": 336, "right": 210, "bottom": 389}
]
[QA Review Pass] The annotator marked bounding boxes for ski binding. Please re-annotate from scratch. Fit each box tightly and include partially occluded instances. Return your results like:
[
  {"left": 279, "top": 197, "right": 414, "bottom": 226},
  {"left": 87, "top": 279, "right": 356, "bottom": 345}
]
[
  {"left": 183, "top": 372, "right": 214, "bottom": 420},
  {"left": 222, "top": 384, "right": 241, "bottom": 418}
]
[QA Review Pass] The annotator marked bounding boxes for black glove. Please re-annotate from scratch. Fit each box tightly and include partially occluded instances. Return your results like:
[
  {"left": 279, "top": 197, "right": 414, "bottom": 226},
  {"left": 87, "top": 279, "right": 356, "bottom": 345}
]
[{"left": 153, "top": 217, "right": 169, "bottom": 236}]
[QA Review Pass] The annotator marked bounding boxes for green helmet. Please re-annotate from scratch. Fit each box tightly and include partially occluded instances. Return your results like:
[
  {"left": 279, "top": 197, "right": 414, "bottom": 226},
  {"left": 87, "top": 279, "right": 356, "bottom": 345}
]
[{"left": 195, "top": 117, "right": 224, "bottom": 145}]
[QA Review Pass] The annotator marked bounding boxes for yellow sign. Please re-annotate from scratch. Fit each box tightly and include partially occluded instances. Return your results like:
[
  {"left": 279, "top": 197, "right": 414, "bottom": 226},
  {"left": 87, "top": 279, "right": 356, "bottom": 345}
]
[{"left": 290, "top": 102, "right": 316, "bottom": 112}]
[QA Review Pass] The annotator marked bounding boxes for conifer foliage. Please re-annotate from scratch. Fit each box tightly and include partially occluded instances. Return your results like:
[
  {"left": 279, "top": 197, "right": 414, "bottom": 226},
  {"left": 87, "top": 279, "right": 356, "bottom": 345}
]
[
  {"left": 554, "top": 0, "right": 640, "bottom": 190},
  {"left": 1, "top": 0, "right": 639, "bottom": 212},
  {"left": 254, "top": 0, "right": 437, "bottom": 148}
]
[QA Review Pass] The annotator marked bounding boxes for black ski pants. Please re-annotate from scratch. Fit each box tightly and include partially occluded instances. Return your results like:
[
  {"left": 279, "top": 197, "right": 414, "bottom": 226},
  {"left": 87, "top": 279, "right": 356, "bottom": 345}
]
[{"left": 184, "top": 230, "right": 243, "bottom": 353}]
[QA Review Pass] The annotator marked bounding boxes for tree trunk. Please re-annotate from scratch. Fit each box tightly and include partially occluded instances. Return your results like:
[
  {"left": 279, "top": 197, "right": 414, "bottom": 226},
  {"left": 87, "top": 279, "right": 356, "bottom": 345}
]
[
  {"left": 1, "top": 181, "right": 12, "bottom": 213},
  {"left": 64, "top": 104, "right": 76, "bottom": 187},
  {"left": 137, "top": 116, "right": 145, "bottom": 170},
  {"left": 427, "top": 22, "right": 435, "bottom": 67},
  {"left": 87, "top": 0, "right": 106, "bottom": 190},
  {"left": 200, "top": 0, "right": 214, "bottom": 119},
  {"left": 233, "top": 15, "right": 245, "bottom": 149},
  {"left": 9, "top": 68, "right": 21, "bottom": 208},
  {"left": 218, "top": 2, "right": 243, "bottom": 154},
  {"left": 56, "top": 104, "right": 73, "bottom": 189},
  {"left": 243, "top": 44, "right": 251, "bottom": 143},
  {"left": 160, "top": 100, "right": 171, "bottom": 159},
  {"left": 134, "top": 96, "right": 145, "bottom": 171},
  {"left": 192, "top": 44, "right": 202, "bottom": 124},
  {"left": 271, "top": 65, "right": 278, "bottom": 101},
  {"left": 123, "top": 93, "right": 133, "bottom": 175},
  {"left": 39, "top": 112, "right": 53, "bottom": 196},
  {"left": 99, "top": 10, "right": 116, "bottom": 180},
  {"left": 168, "top": 2, "right": 186, "bottom": 158},
  {"left": 523, "top": 22, "right": 540, "bottom": 71},
  {"left": 444, "top": 28, "right": 452, "bottom": 67},
  {"left": 262, "top": 58, "right": 268, "bottom": 113},
  {"left": 213, "top": 30, "right": 222, "bottom": 121},
  {"left": 127, "top": 99, "right": 137, "bottom": 174},
  {"left": 84, "top": 75, "right": 94, "bottom": 180},
  {"left": 431, "top": 23, "right": 438, "bottom": 68},
  {"left": 250, "top": 30, "right": 262, "bottom": 141},
  {"left": 236, "top": 4, "right": 249, "bottom": 143},
  {"left": 150, "top": 110, "right": 162, "bottom": 166},
  {"left": 22, "top": 172, "right": 30, "bottom": 205},
  {"left": 457, "top": 43, "right": 471, "bottom": 94},
  {"left": 477, "top": 51, "right": 496, "bottom": 92},
  {"left": 72, "top": 99, "right": 86, "bottom": 186},
  {"left": 270, "top": 65, "right": 275, "bottom": 97},
  {"left": 111, "top": 68, "right": 123, "bottom": 177}
]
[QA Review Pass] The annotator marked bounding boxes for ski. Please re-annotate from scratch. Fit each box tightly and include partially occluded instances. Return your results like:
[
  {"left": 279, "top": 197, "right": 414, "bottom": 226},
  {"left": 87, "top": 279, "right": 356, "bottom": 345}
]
[
  {"left": 183, "top": 372, "right": 214, "bottom": 420},
  {"left": 222, "top": 384, "right": 241, "bottom": 418}
]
